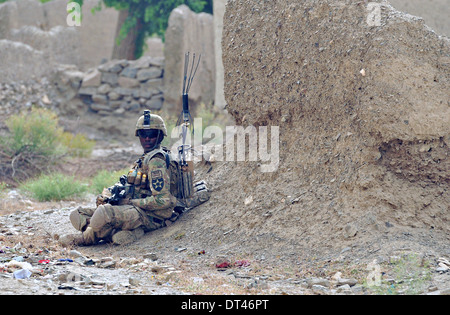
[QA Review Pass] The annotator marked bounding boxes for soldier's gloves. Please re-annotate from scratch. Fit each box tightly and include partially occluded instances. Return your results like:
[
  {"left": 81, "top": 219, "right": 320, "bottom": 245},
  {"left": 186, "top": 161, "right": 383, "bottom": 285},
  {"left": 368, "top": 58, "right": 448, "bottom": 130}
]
[{"left": 96, "top": 194, "right": 107, "bottom": 207}]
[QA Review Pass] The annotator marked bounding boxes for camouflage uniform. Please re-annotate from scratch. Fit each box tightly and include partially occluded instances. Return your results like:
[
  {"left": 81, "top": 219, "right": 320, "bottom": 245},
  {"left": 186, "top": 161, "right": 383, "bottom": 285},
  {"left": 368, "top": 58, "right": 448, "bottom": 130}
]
[
  {"left": 60, "top": 110, "right": 209, "bottom": 247},
  {"left": 66, "top": 150, "right": 177, "bottom": 246}
]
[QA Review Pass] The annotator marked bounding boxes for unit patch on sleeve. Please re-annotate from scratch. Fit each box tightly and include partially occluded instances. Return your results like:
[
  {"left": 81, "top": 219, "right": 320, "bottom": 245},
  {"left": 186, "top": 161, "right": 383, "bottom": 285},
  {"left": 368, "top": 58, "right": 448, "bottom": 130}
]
[{"left": 151, "top": 170, "right": 164, "bottom": 192}]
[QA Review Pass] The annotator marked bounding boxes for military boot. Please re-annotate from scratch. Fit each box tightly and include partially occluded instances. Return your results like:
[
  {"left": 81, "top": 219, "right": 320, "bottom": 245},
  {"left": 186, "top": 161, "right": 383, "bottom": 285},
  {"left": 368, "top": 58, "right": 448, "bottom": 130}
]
[
  {"left": 111, "top": 228, "right": 144, "bottom": 245},
  {"left": 69, "top": 208, "right": 89, "bottom": 231},
  {"left": 59, "top": 233, "right": 86, "bottom": 247}
]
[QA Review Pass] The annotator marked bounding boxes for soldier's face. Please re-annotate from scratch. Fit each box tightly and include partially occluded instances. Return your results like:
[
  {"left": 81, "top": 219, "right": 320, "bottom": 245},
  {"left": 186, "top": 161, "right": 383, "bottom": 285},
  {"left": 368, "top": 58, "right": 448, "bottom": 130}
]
[{"left": 138, "top": 129, "right": 159, "bottom": 152}]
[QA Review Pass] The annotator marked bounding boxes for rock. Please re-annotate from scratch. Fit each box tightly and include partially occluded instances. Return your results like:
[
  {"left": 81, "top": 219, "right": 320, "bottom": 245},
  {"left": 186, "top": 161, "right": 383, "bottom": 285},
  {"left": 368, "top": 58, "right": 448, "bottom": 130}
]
[
  {"left": 344, "top": 224, "right": 358, "bottom": 238},
  {"left": 118, "top": 76, "right": 140, "bottom": 88},
  {"left": 311, "top": 284, "right": 329, "bottom": 294},
  {"left": 90, "top": 103, "right": 110, "bottom": 112},
  {"left": 145, "top": 95, "right": 164, "bottom": 110},
  {"left": 308, "top": 278, "right": 330, "bottom": 288},
  {"left": 136, "top": 67, "right": 163, "bottom": 81},
  {"left": 114, "top": 87, "right": 136, "bottom": 96},
  {"left": 92, "top": 94, "right": 108, "bottom": 104},
  {"left": 82, "top": 69, "right": 102, "bottom": 87},
  {"left": 129, "top": 276, "right": 140, "bottom": 286},
  {"left": 120, "top": 67, "right": 138, "bottom": 78},
  {"left": 337, "top": 278, "right": 358, "bottom": 287},
  {"left": 108, "top": 91, "right": 121, "bottom": 100},
  {"left": 336, "top": 284, "right": 352, "bottom": 293},
  {"left": 98, "top": 60, "right": 123, "bottom": 73},
  {"left": 97, "top": 83, "right": 112, "bottom": 94},
  {"left": 101, "top": 72, "right": 118, "bottom": 85},
  {"left": 143, "top": 253, "right": 158, "bottom": 261},
  {"left": 68, "top": 250, "right": 84, "bottom": 259},
  {"left": 79, "top": 86, "right": 97, "bottom": 96}
]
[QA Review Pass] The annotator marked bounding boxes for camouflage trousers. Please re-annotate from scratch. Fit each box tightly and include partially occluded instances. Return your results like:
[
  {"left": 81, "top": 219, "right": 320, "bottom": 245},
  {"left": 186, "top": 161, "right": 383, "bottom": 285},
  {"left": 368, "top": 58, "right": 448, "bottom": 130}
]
[{"left": 69, "top": 204, "right": 164, "bottom": 245}]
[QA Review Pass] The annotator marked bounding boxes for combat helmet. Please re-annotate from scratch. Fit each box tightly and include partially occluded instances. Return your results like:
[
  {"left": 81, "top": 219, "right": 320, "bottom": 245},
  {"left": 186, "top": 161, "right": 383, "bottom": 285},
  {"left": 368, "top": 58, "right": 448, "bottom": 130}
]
[{"left": 135, "top": 110, "right": 167, "bottom": 137}]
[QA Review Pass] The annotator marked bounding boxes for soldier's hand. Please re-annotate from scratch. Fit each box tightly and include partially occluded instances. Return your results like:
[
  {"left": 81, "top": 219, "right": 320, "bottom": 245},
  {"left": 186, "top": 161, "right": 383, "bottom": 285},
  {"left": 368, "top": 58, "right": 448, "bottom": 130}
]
[{"left": 96, "top": 194, "right": 107, "bottom": 207}]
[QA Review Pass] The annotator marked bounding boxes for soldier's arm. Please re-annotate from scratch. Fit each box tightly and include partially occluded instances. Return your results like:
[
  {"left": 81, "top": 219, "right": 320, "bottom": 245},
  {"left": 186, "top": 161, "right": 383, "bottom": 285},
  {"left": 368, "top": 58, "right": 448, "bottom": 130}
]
[{"left": 131, "top": 156, "right": 176, "bottom": 211}]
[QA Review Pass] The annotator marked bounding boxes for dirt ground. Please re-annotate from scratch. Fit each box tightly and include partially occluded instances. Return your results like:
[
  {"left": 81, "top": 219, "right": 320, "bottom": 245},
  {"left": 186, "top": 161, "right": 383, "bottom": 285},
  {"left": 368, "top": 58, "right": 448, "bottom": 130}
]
[
  {"left": 1, "top": 0, "right": 449, "bottom": 296},
  {"left": 0, "top": 137, "right": 449, "bottom": 295}
]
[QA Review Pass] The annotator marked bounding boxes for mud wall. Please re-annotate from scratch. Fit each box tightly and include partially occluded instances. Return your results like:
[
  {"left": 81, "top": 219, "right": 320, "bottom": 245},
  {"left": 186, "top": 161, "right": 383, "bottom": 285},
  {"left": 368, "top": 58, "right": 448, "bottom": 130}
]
[{"left": 221, "top": 0, "right": 449, "bottom": 244}]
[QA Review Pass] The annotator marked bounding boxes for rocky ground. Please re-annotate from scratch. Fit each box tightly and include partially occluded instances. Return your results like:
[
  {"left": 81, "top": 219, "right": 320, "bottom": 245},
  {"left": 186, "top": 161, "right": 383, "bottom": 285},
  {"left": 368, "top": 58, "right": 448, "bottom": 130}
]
[
  {"left": 1, "top": 192, "right": 449, "bottom": 296},
  {"left": 0, "top": 81, "right": 449, "bottom": 296},
  {"left": 1, "top": 0, "right": 449, "bottom": 296},
  {"left": 0, "top": 143, "right": 449, "bottom": 296}
]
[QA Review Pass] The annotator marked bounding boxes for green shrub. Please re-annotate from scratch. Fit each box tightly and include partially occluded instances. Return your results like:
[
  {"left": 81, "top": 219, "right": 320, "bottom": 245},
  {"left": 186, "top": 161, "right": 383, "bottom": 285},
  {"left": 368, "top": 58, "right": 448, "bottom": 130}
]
[
  {"left": 20, "top": 173, "right": 87, "bottom": 202},
  {"left": 0, "top": 107, "right": 96, "bottom": 182},
  {"left": 90, "top": 168, "right": 128, "bottom": 195},
  {"left": 4, "top": 107, "right": 66, "bottom": 157},
  {"left": 60, "top": 131, "right": 96, "bottom": 158}
]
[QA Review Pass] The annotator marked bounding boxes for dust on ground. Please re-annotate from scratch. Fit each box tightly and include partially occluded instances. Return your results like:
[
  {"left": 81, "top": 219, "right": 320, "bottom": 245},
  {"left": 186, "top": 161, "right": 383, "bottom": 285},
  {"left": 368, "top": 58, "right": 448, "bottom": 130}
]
[{"left": 1, "top": 0, "right": 449, "bottom": 296}]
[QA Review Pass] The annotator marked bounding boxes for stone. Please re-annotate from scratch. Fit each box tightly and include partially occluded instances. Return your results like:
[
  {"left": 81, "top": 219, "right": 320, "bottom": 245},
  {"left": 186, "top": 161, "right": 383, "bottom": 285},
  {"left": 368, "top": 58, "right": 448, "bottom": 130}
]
[
  {"left": 145, "top": 95, "right": 164, "bottom": 110},
  {"left": 337, "top": 278, "right": 358, "bottom": 287},
  {"left": 114, "top": 87, "right": 136, "bottom": 96},
  {"left": 78, "top": 86, "right": 97, "bottom": 96},
  {"left": 109, "top": 100, "right": 123, "bottom": 109},
  {"left": 108, "top": 91, "right": 121, "bottom": 100},
  {"left": 98, "top": 60, "right": 123, "bottom": 73},
  {"left": 101, "top": 72, "right": 118, "bottom": 85},
  {"left": 143, "top": 253, "right": 158, "bottom": 261},
  {"left": 336, "top": 284, "right": 352, "bottom": 293},
  {"left": 129, "top": 276, "right": 140, "bottom": 286},
  {"left": 136, "top": 88, "right": 154, "bottom": 99},
  {"left": 308, "top": 278, "right": 330, "bottom": 288},
  {"left": 97, "top": 83, "right": 111, "bottom": 94},
  {"left": 69, "top": 250, "right": 84, "bottom": 258},
  {"left": 141, "top": 78, "right": 163, "bottom": 89},
  {"left": 118, "top": 76, "right": 140, "bottom": 88},
  {"left": 120, "top": 67, "right": 138, "bottom": 78},
  {"left": 90, "top": 103, "right": 110, "bottom": 112},
  {"left": 92, "top": 94, "right": 108, "bottom": 104},
  {"left": 136, "top": 67, "right": 163, "bottom": 81},
  {"left": 344, "top": 224, "right": 358, "bottom": 238}
]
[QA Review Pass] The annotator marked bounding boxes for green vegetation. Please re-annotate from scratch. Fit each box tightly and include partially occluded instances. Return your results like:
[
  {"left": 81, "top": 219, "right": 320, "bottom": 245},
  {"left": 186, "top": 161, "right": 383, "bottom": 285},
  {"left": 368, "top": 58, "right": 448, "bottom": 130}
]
[
  {"left": 90, "top": 168, "right": 128, "bottom": 195},
  {"left": 3, "top": 107, "right": 66, "bottom": 158},
  {"left": 60, "top": 131, "right": 96, "bottom": 158},
  {"left": 20, "top": 173, "right": 87, "bottom": 202},
  {"left": 0, "top": 107, "right": 96, "bottom": 182},
  {"left": 97, "top": 0, "right": 212, "bottom": 58},
  {"left": 1, "top": 107, "right": 94, "bottom": 159}
]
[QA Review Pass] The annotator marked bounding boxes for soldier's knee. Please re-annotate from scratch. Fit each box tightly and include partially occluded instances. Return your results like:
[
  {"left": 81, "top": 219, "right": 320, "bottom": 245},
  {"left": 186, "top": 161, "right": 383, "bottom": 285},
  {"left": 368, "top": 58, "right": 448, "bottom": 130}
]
[{"left": 90, "top": 204, "right": 113, "bottom": 232}]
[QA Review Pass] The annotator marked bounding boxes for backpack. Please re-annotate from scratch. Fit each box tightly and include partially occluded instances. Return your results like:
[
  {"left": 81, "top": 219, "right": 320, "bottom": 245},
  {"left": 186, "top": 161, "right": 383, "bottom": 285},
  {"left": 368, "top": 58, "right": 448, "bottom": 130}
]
[{"left": 160, "top": 146, "right": 194, "bottom": 205}]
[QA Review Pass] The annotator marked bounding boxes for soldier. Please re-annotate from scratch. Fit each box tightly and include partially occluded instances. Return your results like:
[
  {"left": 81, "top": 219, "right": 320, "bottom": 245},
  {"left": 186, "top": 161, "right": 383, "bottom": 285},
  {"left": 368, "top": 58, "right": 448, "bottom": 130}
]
[{"left": 59, "top": 110, "right": 210, "bottom": 246}]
